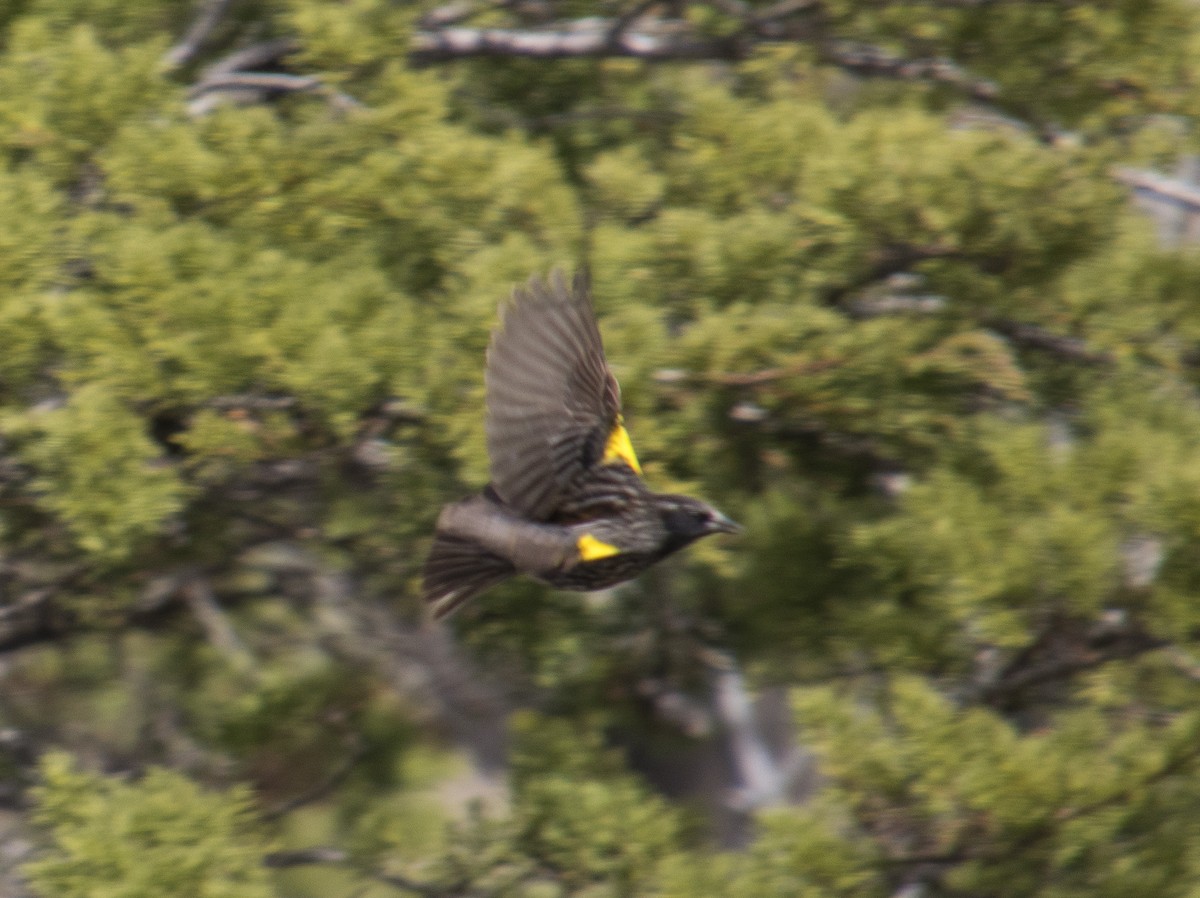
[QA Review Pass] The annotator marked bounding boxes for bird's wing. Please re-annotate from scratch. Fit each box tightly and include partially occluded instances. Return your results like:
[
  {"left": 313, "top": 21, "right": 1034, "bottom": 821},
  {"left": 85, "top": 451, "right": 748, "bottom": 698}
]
[{"left": 485, "top": 269, "right": 641, "bottom": 521}]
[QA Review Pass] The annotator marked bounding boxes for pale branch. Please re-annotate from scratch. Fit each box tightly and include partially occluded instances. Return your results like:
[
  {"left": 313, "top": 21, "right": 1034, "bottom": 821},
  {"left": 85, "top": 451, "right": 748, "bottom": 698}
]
[
  {"left": 187, "top": 44, "right": 360, "bottom": 115},
  {"left": 817, "top": 40, "right": 1000, "bottom": 101},
  {"left": 181, "top": 575, "right": 253, "bottom": 667},
  {"left": 188, "top": 71, "right": 319, "bottom": 95},
  {"left": 162, "top": 0, "right": 237, "bottom": 69},
  {"left": 1165, "top": 647, "right": 1200, "bottom": 682},
  {"left": 607, "top": 0, "right": 661, "bottom": 50},
  {"left": 752, "top": 0, "right": 823, "bottom": 21},
  {"left": 166, "top": 4, "right": 1010, "bottom": 106},
  {"left": 419, "top": 1, "right": 479, "bottom": 29},
  {"left": 410, "top": 14, "right": 999, "bottom": 105},
  {"left": 708, "top": 0, "right": 827, "bottom": 41},
  {"left": 200, "top": 38, "right": 299, "bottom": 80},
  {"left": 844, "top": 293, "right": 947, "bottom": 318},
  {"left": 1113, "top": 165, "right": 1200, "bottom": 212},
  {"left": 410, "top": 18, "right": 739, "bottom": 63}
]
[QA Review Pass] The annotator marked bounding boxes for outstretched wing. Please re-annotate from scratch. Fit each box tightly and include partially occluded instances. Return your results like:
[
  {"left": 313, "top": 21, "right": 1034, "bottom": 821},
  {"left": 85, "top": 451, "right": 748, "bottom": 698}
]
[{"left": 485, "top": 269, "right": 640, "bottom": 521}]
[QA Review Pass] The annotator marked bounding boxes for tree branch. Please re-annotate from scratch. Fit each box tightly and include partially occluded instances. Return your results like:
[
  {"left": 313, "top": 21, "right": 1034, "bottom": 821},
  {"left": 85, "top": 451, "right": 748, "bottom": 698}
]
[
  {"left": 181, "top": 575, "right": 253, "bottom": 668},
  {"left": 987, "top": 318, "right": 1112, "bottom": 366},
  {"left": 187, "top": 72, "right": 362, "bottom": 114},
  {"left": 967, "top": 615, "right": 1168, "bottom": 712},
  {"left": 162, "top": 0, "right": 237, "bottom": 69},
  {"left": 200, "top": 38, "right": 299, "bottom": 80},
  {"left": 606, "top": 0, "right": 661, "bottom": 50},
  {"left": 410, "top": 18, "right": 741, "bottom": 63},
  {"left": 410, "top": 13, "right": 998, "bottom": 110},
  {"left": 186, "top": 40, "right": 359, "bottom": 115},
  {"left": 818, "top": 41, "right": 999, "bottom": 100}
]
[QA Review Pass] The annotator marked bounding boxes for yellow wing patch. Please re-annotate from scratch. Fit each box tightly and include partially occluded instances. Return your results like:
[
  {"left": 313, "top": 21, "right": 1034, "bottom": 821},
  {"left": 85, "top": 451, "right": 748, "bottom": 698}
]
[
  {"left": 602, "top": 417, "right": 642, "bottom": 474},
  {"left": 577, "top": 533, "right": 621, "bottom": 561}
]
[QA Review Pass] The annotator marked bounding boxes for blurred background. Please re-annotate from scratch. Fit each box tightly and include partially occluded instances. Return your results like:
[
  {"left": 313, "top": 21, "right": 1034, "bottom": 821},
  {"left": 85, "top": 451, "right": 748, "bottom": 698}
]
[{"left": 2, "top": 1, "right": 1200, "bottom": 895}]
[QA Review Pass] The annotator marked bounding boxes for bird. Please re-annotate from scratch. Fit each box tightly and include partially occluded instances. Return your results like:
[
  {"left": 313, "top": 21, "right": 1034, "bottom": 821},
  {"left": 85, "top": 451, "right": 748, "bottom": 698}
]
[{"left": 422, "top": 269, "right": 740, "bottom": 620}]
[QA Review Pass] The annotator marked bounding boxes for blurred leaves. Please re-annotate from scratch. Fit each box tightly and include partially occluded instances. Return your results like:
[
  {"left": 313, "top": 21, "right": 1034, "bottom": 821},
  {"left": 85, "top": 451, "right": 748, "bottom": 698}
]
[{"left": 4, "top": 2, "right": 1200, "bottom": 898}]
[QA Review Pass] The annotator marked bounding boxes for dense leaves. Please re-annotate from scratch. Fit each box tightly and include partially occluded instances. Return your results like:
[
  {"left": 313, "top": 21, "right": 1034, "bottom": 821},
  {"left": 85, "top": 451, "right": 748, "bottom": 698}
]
[{"left": 3, "top": 1, "right": 1200, "bottom": 897}]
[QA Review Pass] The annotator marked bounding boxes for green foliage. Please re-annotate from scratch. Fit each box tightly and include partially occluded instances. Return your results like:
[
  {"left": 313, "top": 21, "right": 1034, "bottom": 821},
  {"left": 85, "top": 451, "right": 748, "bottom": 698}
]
[
  {"left": 3, "top": 2, "right": 1200, "bottom": 898},
  {"left": 508, "top": 713, "right": 686, "bottom": 893},
  {"left": 24, "top": 752, "right": 274, "bottom": 898},
  {"left": 793, "top": 677, "right": 1200, "bottom": 898},
  {"left": 6, "top": 385, "right": 190, "bottom": 563}
]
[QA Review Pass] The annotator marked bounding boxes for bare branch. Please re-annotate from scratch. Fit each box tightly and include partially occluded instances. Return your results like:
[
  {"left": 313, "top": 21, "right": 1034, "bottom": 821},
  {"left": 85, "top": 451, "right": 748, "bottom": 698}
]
[
  {"left": 187, "top": 72, "right": 362, "bottom": 116},
  {"left": 410, "top": 18, "right": 740, "bottom": 63},
  {"left": 181, "top": 575, "right": 253, "bottom": 668},
  {"left": 1113, "top": 165, "right": 1200, "bottom": 212},
  {"left": 162, "top": 0, "right": 237, "bottom": 70},
  {"left": 188, "top": 72, "right": 323, "bottom": 96},
  {"left": 607, "top": 0, "right": 661, "bottom": 49},
  {"left": 819, "top": 41, "right": 999, "bottom": 101},
  {"left": 419, "top": 1, "right": 480, "bottom": 29},
  {"left": 755, "top": 0, "right": 822, "bottom": 20},
  {"left": 410, "top": 12, "right": 1000, "bottom": 103},
  {"left": 200, "top": 38, "right": 299, "bottom": 80},
  {"left": 845, "top": 294, "right": 946, "bottom": 318}
]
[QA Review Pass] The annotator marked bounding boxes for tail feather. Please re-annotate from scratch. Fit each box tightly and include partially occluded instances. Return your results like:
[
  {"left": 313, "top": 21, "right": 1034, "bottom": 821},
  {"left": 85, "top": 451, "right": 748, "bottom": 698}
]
[{"left": 422, "top": 533, "right": 516, "bottom": 620}]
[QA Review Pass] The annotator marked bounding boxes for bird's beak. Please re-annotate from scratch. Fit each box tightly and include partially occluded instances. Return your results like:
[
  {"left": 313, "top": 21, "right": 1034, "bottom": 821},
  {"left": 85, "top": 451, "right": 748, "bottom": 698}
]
[{"left": 708, "top": 512, "right": 743, "bottom": 535}]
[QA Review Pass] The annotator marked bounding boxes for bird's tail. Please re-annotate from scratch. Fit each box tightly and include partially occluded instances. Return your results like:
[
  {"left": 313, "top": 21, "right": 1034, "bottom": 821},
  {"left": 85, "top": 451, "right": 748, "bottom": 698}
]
[{"left": 422, "top": 533, "right": 516, "bottom": 620}]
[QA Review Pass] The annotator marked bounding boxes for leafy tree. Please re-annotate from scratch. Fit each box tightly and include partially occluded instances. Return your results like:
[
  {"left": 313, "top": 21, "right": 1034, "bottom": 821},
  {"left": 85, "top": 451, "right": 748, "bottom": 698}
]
[
  {"left": 24, "top": 752, "right": 274, "bottom": 898},
  {"left": 2, "top": 2, "right": 1200, "bottom": 897}
]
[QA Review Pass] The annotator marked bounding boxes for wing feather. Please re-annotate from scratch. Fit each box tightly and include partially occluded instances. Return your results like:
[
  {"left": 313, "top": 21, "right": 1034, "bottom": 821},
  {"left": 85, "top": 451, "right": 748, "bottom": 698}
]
[{"left": 485, "top": 270, "right": 626, "bottom": 520}]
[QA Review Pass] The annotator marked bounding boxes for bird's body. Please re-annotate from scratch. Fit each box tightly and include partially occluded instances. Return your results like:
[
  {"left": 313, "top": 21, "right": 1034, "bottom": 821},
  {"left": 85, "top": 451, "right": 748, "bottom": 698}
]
[{"left": 423, "top": 270, "right": 738, "bottom": 620}]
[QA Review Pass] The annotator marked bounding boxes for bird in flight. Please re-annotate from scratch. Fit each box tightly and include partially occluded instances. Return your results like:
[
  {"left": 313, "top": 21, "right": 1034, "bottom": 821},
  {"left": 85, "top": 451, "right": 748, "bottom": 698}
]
[{"left": 423, "top": 269, "right": 740, "bottom": 620}]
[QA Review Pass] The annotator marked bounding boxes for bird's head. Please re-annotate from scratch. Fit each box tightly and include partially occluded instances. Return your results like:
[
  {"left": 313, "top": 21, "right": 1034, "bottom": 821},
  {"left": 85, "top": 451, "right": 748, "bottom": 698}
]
[{"left": 655, "top": 494, "right": 741, "bottom": 555}]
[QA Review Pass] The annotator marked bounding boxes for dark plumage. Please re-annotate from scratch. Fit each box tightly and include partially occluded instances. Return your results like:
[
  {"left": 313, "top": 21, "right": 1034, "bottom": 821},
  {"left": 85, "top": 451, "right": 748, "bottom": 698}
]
[{"left": 422, "top": 270, "right": 739, "bottom": 620}]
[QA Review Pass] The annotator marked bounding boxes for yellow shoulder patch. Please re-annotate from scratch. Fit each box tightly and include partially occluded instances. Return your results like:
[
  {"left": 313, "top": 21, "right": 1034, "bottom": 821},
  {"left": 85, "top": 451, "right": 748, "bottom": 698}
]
[
  {"left": 601, "top": 416, "right": 643, "bottom": 474},
  {"left": 577, "top": 533, "right": 621, "bottom": 562}
]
